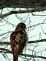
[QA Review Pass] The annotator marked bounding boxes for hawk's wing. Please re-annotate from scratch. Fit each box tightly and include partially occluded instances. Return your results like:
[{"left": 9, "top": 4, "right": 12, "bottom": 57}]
[
  {"left": 10, "top": 31, "right": 27, "bottom": 53},
  {"left": 10, "top": 30, "right": 27, "bottom": 61}
]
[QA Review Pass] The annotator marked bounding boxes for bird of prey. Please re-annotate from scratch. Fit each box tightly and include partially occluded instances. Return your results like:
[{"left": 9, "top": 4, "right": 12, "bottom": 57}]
[{"left": 10, "top": 22, "right": 28, "bottom": 61}]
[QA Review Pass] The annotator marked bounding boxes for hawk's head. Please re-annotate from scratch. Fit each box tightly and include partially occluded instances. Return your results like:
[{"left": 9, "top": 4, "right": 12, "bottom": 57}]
[{"left": 15, "top": 22, "right": 26, "bottom": 31}]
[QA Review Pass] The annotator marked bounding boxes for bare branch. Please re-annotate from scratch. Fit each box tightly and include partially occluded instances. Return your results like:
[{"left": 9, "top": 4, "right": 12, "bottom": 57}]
[
  {"left": 0, "top": 9, "right": 46, "bottom": 18},
  {"left": 0, "top": 48, "right": 11, "bottom": 52},
  {"left": 0, "top": 39, "right": 46, "bottom": 45},
  {"left": 0, "top": 11, "right": 17, "bottom": 18},
  {"left": 0, "top": 48, "right": 46, "bottom": 59},
  {"left": 28, "top": 39, "right": 46, "bottom": 43},
  {"left": 21, "top": 54, "right": 46, "bottom": 59}
]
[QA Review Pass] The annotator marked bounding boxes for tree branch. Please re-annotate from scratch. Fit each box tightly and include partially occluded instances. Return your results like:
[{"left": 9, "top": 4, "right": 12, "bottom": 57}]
[
  {"left": 0, "top": 11, "right": 17, "bottom": 18},
  {"left": 0, "top": 48, "right": 11, "bottom": 52},
  {"left": 0, "top": 49, "right": 46, "bottom": 59},
  {"left": 0, "top": 9, "right": 46, "bottom": 18},
  {"left": 28, "top": 38, "right": 46, "bottom": 43},
  {"left": 21, "top": 54, "right": 46, "bottom": 59},
  {"left": 0, "top": 39, "right": 46, "bottom": 45}
]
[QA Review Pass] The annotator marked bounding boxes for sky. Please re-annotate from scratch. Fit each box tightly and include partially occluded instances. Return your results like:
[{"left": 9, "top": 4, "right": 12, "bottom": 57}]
[{"left": 0, "top": 8, "right": 46, "bottom": 61}]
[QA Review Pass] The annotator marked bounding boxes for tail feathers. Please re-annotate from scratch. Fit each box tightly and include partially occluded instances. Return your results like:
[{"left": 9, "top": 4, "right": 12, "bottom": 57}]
[{"left": 13, "top": 56, "right": 18, "bottom": 61}]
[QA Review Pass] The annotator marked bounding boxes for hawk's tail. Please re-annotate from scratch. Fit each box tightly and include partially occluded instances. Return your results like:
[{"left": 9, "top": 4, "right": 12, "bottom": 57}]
[{"left": 13, "top": 55, "right": 18, "bottom": 61}]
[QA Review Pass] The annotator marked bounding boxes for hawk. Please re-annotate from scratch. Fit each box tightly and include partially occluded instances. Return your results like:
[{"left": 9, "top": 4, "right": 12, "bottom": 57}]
[{"left": 10, "top": 22, "right": 28, "bottom": 61}]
